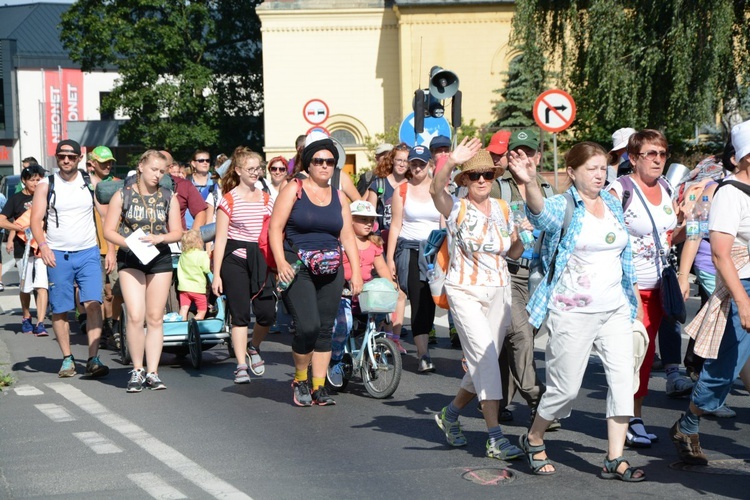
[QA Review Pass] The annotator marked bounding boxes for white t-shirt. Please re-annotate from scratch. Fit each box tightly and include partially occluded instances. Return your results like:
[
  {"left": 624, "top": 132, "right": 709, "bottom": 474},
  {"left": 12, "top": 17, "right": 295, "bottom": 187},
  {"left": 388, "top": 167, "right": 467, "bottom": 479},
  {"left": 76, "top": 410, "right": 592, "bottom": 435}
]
[
  {"left": 399, "top": 186, "right": 441, "bottom": 241},
  {"left": 39, "top": 172, "right": 98, "bottom": 251},
  {"left": 551, "top": 208, "right": 628, "bottom": 313},
  {"left": 446, "top": 197, "right": 512, "bottom": 287},
  {"left": 611, "top": 178, "right": 677, "bottom": 289},
  {"left": 709, "top": 175, "right": 750, "bottom": 279}
]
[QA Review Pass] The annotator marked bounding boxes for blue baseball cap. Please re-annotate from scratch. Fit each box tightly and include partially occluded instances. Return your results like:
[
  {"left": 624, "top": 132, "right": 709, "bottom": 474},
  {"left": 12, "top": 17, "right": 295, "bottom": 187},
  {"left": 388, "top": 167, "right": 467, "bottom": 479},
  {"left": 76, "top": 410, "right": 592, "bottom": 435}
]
[
  {"left": 429, "top": 135, "right": 451, "bottom": 151},
  {"left": 408, "top": 145, "right": 431, "bottom": 163}
]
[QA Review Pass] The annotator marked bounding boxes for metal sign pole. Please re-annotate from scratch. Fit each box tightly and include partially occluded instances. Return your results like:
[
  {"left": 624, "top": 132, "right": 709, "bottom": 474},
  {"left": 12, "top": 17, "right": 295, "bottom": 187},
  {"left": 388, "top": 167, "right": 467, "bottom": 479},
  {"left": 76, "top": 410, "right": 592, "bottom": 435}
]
[{"left": 553, "top": 132, "right": 558, "bottom": 191}]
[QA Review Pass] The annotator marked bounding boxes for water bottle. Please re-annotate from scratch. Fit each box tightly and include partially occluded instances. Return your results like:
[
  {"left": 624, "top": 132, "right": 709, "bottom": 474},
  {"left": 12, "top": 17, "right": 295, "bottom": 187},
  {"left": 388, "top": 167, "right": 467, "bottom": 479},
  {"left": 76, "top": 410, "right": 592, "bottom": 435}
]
[
  {"left": 511, "top": 202, "right": 535, "bottom": 250},
  {"left": 426, "top": 263, "right": 436, "bottom": 283},
  {"left": 698, "top": 195, "right": 710, "bottom": 239},
  {"left": 685, "top": 194, "right": 699, "bottom": 241},
  {"left": 276, "top": 260, "right": 302, "bottom": 293}
]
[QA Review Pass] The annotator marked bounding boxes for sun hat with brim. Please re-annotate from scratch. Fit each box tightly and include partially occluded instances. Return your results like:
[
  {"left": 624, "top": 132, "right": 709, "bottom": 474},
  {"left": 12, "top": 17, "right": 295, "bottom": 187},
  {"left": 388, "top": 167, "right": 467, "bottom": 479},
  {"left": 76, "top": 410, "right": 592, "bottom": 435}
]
[
  {"left": 610, "top": 127, "right": 636, "bottom": 152},
  {"left": 350, "top": 200, "right": 382, "bottom": 217},
  {"left": 90, "top": 145, "right": 116, "bottom": 163},
  {"left": 454, "top": 150, "right": 502, "bottom": 185}
]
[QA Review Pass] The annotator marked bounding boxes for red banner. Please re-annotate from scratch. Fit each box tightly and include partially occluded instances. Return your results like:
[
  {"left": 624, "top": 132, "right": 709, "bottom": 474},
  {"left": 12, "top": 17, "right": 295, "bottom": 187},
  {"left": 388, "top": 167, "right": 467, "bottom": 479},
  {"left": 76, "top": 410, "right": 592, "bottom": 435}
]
[{"left": 44, "top": 69, "right": 84, "bottom": 156}]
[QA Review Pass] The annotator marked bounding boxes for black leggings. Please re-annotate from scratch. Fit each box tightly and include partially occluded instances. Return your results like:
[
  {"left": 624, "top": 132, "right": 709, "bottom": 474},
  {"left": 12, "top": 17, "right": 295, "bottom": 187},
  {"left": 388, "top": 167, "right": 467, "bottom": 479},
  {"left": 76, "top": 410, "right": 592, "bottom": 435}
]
[
  {"left": 282, "top": 251, "right": 344, "bottom": 354},
  {"left": 221, "top": 253, "right": 276, "bottom": 328},
  {"left": 406, "top": 248, "right": 435, "bottom": 337}
]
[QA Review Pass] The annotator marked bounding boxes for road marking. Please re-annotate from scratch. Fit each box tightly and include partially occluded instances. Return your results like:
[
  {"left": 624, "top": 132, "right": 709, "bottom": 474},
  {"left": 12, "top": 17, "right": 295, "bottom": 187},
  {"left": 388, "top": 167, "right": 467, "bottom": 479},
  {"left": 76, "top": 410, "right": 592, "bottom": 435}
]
[
  {"left": 14, "top": 385, "right": 44, "bottom": 396},
  {"left": 128, "top": 473, "right": 187, "bottom": 500},
  {"left": 47, "top": 383, "right": 252, "bottom": 500},
  {"left": 35, "top": 403, "right": 75, "bottom": 422},
  {"left": 73, "top": 431, "right": 123, "bottom": 454}
]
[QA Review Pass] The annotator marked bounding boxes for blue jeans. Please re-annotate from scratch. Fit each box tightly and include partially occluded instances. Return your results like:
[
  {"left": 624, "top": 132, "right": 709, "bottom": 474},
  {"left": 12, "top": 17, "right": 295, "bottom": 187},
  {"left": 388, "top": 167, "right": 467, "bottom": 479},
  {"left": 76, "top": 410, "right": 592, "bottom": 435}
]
[{"left": 690, "top": 278, "right": 750, "bottom": 412}]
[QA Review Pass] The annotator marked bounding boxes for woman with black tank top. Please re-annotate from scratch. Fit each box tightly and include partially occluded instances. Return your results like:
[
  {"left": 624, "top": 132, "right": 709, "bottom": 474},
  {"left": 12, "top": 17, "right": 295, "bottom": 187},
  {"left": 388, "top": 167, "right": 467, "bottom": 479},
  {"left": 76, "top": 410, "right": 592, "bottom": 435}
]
[
  {"left": 269, "top": 132, "right": 363, "bottom": 407},
  {"left": 103, "top": 150, "right": 182, "bottom": 393}
]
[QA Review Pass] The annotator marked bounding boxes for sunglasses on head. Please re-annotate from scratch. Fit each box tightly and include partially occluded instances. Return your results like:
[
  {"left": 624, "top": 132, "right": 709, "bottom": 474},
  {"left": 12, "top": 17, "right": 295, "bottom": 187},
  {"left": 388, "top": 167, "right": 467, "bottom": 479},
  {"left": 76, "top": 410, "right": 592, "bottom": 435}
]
[
  {"left": 467, "top": 171, "right": 494, "bottom": 181},
  {"left": 311, "top": 157, "right": 336, "bottom": 167}
]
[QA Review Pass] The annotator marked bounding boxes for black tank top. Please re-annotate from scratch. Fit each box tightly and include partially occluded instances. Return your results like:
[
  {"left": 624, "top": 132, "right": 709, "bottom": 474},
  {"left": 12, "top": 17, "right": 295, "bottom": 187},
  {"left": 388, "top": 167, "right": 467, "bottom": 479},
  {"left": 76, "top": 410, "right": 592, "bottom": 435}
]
[{"left": 285, "top": 187, "right": 342, "bottom": 251}]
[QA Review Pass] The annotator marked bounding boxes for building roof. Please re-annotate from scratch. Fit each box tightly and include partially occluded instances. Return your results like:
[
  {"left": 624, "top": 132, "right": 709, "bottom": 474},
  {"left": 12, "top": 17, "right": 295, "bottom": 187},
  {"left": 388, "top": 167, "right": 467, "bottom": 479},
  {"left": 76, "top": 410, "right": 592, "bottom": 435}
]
[
  {"left": 0, "top": 2, "right": 75, "bottom": 68},
  {"left": 257, "top": 0, "right": 511, "bottom": 9}
]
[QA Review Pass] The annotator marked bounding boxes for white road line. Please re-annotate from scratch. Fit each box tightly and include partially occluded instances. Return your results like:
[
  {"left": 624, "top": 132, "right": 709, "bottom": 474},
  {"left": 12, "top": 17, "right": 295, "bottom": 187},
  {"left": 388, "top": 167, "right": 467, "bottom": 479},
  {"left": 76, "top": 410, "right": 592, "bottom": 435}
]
[
  {"left": 47, "top": 383, "right": 251, "bottom": 500},
  {"left": 128, "top": 473, "right": 187, "bottom": 500},
  {"left": 14, "top": 385, "right": 43, "bottom": 396},
  {"left": 35, "top": 403, "right": 75, "bottom": 422},
  {"left": 73, "top": 431, "right": 123, "bottom": 454}
]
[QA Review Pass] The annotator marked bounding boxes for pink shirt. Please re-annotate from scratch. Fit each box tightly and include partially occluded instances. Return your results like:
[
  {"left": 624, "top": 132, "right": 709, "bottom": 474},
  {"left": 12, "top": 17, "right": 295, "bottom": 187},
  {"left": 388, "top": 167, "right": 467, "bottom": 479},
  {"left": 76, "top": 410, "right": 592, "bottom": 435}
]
[
  {"left": 343, "top": 241, "right": 383, "bottom": 282},
  {"left": 218, "top": 189, "right": 273, "bottom": 259}
]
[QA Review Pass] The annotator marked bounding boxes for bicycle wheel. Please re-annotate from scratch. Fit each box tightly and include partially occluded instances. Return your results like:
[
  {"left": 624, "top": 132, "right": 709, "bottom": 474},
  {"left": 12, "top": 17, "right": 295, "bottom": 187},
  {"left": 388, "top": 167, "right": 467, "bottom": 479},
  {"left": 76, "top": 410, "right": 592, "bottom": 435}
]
[{"left": 361, "top": 337, "right": 402, "bottom": 399}]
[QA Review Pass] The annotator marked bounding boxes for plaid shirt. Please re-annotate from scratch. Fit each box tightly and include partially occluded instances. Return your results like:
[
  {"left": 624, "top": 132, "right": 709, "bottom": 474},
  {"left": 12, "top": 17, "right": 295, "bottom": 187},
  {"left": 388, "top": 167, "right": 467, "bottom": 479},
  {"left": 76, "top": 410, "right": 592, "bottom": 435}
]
[
  {"left": 685, "top": 244, "right": 749, "bottom": 359},
  {"left": 525, "top": 187, "right": 638, "bottom": 328}
]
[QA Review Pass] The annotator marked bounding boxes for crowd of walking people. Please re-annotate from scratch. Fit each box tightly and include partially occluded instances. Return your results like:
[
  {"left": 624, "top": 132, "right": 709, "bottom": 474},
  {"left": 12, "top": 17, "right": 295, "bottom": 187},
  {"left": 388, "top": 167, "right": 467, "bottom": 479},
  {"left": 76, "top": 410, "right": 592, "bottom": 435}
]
[{"left": 2, "top": 118, "right": 750, "bottom": 482}]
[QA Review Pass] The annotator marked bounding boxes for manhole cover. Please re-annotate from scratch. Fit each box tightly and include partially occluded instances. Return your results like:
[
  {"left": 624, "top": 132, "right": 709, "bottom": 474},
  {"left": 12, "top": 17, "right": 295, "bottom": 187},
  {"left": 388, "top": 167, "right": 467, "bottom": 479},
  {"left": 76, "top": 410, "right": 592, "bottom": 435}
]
[
  {"left": 670, "top": 460, "right": 750, "bottom": 476},
  {"left": 461, "top": 468, "right": 515, "bottom": 485}
]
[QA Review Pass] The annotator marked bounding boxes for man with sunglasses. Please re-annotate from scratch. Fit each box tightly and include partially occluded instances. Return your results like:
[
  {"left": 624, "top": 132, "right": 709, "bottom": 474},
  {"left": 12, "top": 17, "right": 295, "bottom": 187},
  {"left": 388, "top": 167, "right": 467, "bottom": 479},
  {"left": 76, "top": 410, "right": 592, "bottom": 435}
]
[
  {"left": 186, "top": 149, "right": 219, "bottom": 228},
  {"left": 30, "top": 139, "right": 109, "bottom": 379},
  {"left": 160, "top": 150, "right": 208, "bottom": 231},
  {"left": 491, "top": 129, "right": 557, "bottom": 429}
]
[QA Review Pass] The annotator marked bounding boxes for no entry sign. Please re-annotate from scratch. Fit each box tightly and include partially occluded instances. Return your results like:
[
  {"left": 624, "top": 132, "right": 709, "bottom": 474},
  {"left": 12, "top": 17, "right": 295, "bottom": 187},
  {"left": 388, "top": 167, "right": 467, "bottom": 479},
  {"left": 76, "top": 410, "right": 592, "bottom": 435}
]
[{"left": 533, "top": 89, "right": 576, "bottom": 133}]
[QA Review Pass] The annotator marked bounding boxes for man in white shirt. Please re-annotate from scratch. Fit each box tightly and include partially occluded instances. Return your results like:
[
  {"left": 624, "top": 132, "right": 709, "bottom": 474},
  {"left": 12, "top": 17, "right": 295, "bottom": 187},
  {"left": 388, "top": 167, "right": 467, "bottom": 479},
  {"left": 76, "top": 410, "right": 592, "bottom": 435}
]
[{"left": 30, "top": 139, "right": 109, "bottom": 379}]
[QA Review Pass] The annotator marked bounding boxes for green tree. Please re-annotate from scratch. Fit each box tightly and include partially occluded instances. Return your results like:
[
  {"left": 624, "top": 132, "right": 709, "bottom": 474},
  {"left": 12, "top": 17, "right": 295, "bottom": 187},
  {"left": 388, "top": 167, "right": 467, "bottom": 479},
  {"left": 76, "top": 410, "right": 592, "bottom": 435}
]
[
  {"left": 491, "top": 54, "right": 546, "bottom": 129},
  {"left": 60, "top": 0, "right": 263, "bottom": 158},
  {"left": 510, "top": 0, "right": 750, "bottom": 146}
]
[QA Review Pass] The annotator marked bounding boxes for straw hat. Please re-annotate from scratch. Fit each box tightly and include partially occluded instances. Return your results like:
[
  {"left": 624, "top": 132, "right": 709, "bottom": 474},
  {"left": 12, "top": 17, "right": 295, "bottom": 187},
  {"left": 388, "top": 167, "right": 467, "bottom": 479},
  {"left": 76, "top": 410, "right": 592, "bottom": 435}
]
[{"left": 454, "top": 150, "right": 502, "bottom": 186}]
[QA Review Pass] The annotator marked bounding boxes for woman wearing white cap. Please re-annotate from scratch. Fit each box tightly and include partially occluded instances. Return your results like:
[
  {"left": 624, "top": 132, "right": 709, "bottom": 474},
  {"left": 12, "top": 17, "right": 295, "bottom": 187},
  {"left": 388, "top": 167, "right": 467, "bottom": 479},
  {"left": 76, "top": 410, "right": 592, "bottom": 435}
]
[{"left": 670, "top": 118, "right": 750, "bottom": 465}]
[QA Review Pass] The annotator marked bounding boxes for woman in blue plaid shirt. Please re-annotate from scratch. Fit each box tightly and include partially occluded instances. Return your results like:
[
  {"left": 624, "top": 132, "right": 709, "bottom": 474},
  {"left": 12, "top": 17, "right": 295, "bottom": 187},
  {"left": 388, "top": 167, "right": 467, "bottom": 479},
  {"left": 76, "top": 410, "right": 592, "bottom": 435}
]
[{"left": 510, "top": 142, "right": 644, "bottom": 482}]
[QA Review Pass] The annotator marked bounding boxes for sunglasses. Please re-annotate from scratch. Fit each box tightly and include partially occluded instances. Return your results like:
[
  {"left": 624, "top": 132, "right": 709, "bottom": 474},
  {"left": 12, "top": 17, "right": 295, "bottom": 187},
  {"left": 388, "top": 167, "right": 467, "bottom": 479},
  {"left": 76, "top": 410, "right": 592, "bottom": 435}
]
[
  {"left": 311, "top": 157, "right": 336, "bottom": 167},
  {"left": 194, "top": 158, "right": 211, "bottom": 163},
  {"left": 638, "top": 150, "right": 667, "bottom": 161},
  {"left": 467, "top": 171, "right": 494, "bottom": 181},
  {"left": 269, "top": 166, "right": 286, "bottom": 173},
  {"left": 56, "top": 153, "right": 79, "bottom": 160}
]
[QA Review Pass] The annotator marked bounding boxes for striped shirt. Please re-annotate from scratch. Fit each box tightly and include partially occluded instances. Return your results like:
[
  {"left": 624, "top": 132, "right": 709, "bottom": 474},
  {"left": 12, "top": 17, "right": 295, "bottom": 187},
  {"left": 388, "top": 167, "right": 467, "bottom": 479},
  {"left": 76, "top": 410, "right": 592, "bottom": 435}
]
[
  {"left": 525, "top": 187, "right": 638, "bottom": 329},
  {"left": 218, "top": 189, "right": 273, "bottom": 259}
]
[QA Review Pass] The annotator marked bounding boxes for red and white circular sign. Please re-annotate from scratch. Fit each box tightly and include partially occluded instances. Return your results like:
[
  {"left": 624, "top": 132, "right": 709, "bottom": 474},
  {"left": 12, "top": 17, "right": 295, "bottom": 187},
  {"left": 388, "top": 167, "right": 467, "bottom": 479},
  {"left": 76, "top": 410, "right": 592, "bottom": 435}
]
[
  {"left": 303, "top": 99, "right": 329, "bottom": 125},
  {"left": 533, "top": 89, "right": 576, "bottom": 133}
]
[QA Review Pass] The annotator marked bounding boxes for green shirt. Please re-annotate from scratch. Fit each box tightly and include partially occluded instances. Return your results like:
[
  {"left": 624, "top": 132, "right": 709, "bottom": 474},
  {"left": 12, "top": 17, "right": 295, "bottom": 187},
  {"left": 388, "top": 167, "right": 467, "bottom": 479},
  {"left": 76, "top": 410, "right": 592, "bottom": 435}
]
[{"left": 177, "top": 249, "right": 210, "bottom": 293}]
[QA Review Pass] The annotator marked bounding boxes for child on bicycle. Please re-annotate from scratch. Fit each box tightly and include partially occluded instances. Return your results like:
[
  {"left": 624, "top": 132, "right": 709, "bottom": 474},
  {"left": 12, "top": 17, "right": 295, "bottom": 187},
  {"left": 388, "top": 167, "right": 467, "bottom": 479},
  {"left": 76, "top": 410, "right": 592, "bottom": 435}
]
[
  {"left": 177, "top": 229, "right": 210, "bottom": 320},
  {"left": 328, "top": 200, "right": 396, "bottom": 388}
]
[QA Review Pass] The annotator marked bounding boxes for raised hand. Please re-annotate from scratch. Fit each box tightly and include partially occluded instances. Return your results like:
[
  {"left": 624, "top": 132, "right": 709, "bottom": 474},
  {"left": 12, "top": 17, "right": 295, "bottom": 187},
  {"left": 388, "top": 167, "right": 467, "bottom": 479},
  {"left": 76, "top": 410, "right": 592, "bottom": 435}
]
[
  {"left": 450, "top": 137, "right": 483, "bottom": 166},
  {"left": 507, "top": 149, "right": 536, "bottom": 185}
]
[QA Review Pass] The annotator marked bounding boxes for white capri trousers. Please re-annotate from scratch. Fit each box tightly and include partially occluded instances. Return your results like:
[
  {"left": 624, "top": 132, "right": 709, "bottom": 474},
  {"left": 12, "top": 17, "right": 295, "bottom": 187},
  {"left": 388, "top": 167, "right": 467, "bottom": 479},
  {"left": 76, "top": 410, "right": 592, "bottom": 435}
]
[
  {"left": 536, "top": 304, "right": 634, "bottom": 421},
  {"left": 16, "top": 256, "right": 48, "bottom": 294},
  {"left": 446, "top": 282, "right": 511, "bottom": 402}
]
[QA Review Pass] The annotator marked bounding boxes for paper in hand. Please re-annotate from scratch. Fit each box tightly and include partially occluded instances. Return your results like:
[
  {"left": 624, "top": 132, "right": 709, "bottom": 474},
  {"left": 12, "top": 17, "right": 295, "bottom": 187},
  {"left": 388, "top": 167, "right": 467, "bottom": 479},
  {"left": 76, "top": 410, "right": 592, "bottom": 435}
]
[{"left": 124, "top": 228, "right": 159, "bottom": 265}]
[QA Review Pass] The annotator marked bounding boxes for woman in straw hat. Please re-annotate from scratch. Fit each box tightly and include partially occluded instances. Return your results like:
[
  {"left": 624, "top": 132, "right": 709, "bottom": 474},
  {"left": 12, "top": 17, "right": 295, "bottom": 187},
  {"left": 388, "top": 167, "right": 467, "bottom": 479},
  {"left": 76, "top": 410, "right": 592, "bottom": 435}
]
[
  {"left": 510, "top": 141, "right": 644, "bottom": 481},
  {"left": 430, "top": 137, "right": 526, "bottom": 461}
]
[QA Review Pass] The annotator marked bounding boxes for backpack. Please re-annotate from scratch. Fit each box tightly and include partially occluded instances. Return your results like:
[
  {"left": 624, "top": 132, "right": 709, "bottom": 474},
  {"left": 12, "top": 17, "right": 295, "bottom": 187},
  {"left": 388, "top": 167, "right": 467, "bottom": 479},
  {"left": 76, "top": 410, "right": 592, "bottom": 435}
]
[
  {"left": 528, "top": 192, "right": 575, "bottom": 296},
  {"left": 618, "top": 175, "right": 673, "bottom": 212},
  {"left": 495, "top": 176, "right": 554, "bottom": 203},
  {"left": 356, "top": 170, "right": 375, "bottom": 196},
  {"left": 257, "top": 178, "right": 303, "bottom": 270},
  {"left": 44, "top": 169, "right": 95, "bottom": 231},
  {"left": 427, "top": 198, "right": 510, "bottom": 309},
  {"left": 373, "top": 177, "right": 386, "bottom": 222}
]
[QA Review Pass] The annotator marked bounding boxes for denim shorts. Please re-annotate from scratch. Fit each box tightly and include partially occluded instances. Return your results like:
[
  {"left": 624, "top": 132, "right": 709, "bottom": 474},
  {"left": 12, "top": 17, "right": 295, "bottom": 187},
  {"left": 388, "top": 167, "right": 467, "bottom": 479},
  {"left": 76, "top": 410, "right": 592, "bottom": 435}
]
[{"left": 47, "top": 246, "right": 102, "bottom": 314}]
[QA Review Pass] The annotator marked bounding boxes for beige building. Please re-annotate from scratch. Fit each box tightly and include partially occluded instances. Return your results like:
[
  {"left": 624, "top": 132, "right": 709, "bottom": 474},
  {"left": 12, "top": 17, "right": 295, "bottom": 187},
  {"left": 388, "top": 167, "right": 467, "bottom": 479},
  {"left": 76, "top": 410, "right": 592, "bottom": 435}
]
[{"left": 257, "top": 0, "right": 516, "bottom": 176}]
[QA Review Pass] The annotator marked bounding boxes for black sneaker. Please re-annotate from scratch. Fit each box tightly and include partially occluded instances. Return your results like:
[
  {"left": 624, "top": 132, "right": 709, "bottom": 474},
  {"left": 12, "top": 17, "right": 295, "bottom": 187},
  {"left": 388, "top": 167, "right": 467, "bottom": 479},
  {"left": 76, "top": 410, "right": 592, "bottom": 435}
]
[
  {"left": 418, "top": 355, "right": 435, "bottom": 373},
  {"left": 85, "top": 356, "right": 110, "bottom": 378},
  {"left": 292, "top": 380, "right": 313, "bottom": 407},
  {"left": 312, "top": 386, "right": 336, "bottom": 406}
]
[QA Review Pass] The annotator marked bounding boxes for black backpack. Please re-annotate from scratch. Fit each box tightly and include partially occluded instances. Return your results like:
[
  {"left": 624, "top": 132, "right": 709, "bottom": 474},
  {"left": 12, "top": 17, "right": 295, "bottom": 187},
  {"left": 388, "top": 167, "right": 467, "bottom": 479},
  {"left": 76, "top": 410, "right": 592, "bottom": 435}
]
[{"left": 44, "top": 169, "right": 95, "bottom": 231}]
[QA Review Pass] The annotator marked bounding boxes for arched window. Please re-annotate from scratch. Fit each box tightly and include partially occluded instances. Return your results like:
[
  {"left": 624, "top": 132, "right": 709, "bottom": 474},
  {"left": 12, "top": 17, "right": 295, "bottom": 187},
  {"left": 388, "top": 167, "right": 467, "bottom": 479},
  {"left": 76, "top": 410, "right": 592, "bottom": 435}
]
[{"left": 331, "top": 129, "right": 357, "bottom": 146}]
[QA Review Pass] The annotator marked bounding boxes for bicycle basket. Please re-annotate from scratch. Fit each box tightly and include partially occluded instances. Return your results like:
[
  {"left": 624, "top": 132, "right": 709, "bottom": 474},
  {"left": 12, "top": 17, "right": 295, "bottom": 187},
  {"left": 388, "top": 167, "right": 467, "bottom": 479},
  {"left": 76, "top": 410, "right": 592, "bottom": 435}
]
[{"left": 358, "top": 278, "right": 398, "bottom": 313}]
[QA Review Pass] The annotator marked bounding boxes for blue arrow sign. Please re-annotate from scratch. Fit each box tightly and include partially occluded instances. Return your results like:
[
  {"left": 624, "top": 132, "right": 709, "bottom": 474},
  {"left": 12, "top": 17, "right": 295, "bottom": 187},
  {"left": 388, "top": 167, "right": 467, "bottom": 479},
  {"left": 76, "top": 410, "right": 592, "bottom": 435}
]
[{"left": 398, "top": 112, "right": 452, "bottom": 147}]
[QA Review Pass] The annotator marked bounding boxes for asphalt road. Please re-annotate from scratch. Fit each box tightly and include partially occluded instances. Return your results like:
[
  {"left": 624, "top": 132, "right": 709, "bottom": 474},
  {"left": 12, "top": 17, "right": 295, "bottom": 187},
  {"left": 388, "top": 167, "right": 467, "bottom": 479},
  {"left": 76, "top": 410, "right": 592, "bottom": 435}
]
[{"left": 0, "top": 249, "right": 748, "bottom": 499}]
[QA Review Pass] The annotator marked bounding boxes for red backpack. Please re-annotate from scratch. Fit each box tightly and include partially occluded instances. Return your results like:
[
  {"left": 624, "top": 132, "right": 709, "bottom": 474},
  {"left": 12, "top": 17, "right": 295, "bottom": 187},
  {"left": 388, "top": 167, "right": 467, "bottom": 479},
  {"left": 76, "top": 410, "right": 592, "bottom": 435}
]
[{"left": 258, "top": 179, "right": 303, "bottom": 270}]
